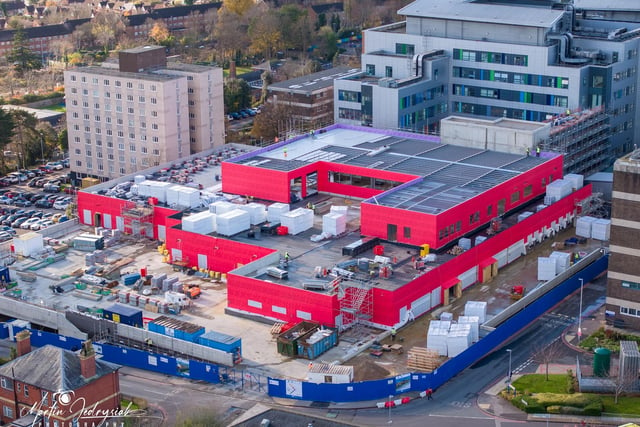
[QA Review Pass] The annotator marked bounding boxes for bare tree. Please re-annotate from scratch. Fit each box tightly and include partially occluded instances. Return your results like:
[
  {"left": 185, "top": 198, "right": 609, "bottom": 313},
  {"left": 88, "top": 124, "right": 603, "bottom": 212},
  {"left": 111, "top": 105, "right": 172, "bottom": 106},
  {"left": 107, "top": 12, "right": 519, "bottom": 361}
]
[{"left": 532, "top": 339, "right": 564, "bottom": 380}]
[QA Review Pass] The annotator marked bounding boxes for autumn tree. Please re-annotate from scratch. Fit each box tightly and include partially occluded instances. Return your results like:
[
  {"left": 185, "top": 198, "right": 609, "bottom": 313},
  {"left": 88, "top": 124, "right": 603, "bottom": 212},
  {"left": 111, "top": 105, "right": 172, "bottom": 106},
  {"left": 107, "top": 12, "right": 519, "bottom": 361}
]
[
  {"left": 213, "top": 7, "right": 250, "bottom": 64},
  {"left": 8, "top": 28, "right": 42, "bottom": 76},
  {"left": 149, "top": 21, "right": 173, "bottom": 47},
  {"left": 248, "top": 7, "right": 282, "bottom": 59},
  {"left": 278, "top": 4, "right": 312, "bottom": 54},
  {"left": 250, "top": 103, "right": 294, "bottom": 142},
  {"left": 221, "top": 0, "right": 255, "bottom": 16},
  {"left": 91, "top": 11, "right": 126, "bottom": 55}
]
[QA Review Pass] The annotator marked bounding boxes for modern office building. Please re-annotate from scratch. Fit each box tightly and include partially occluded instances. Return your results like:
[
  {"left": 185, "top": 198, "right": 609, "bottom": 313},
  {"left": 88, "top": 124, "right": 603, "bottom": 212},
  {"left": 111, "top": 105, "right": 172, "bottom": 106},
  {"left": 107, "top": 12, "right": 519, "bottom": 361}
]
[
  {"left": 64, "top": 46, "right": 224, "bottom": 181},
  {"left": 335, "top": 0, "right": 640, "bottom": 164},
  {"left": 606, "top": 149, "right": 640, "bottom": 330}
]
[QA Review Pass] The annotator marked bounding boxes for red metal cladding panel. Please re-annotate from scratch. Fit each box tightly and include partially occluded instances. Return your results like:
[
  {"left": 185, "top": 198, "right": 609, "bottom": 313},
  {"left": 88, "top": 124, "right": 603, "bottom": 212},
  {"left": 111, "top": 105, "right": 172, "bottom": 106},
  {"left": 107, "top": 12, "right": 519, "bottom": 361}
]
[
  {"left": 77, "top": 192, "right": 128, "bottom": 226},
  {"left": 227, "top": 274, "right": 340, "bottom": 326},
  {"left": 361, "top": 203, "right": 437, "bottom": 245},
  {"left": 222, "top": 162, "right": 291, "bottom": 203}
]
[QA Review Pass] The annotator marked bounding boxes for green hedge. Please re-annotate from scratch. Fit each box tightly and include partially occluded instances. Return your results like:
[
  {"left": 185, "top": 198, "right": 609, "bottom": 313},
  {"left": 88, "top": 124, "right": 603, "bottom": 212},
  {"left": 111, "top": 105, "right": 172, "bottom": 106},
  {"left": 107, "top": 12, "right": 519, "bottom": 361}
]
[{"left": 3, "top": 91, "right": 65, "bottom": 106}]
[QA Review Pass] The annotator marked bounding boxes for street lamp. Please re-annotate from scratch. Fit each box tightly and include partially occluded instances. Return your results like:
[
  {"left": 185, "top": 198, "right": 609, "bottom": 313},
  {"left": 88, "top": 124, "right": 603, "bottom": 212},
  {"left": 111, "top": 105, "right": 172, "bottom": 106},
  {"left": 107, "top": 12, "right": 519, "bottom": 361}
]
[
  {"left": 578, "top": 278, "right": 584, "bottom": 342},
  {"left": 506, "top": 349, "right": 512, "bottom": 383},
  {"left": 387, "top": 394, "right": 393, "bottom": 424},
  {"left": 39, "top": 131, "right": 45, "bottom": 164}
]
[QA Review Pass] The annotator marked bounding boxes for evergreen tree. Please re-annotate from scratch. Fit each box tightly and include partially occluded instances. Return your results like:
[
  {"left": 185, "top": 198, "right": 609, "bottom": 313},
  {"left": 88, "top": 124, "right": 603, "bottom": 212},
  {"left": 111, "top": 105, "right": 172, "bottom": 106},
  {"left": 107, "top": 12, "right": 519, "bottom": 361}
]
[
  {"left": 0, "top": 109, "right": 16, "bottom": 172},
  {"left": 7, "top": 28, "right": 42, "bottom": 75}
]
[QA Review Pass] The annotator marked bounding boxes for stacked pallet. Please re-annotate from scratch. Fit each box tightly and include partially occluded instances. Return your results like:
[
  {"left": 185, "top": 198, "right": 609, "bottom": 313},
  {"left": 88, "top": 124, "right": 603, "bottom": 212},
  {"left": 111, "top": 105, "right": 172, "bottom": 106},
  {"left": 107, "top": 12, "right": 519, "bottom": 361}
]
[{"left": 406, "top": 347, "right": 440, "bottom": 372}]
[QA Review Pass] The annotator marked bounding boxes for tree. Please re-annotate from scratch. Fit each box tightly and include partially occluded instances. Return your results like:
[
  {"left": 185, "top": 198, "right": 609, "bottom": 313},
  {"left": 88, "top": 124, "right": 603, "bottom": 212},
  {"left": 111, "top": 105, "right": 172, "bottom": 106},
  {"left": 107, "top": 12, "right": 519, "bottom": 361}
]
[
  {"left": 248, "top": 8, "right": 282, "bottom": 59},
  {"left": 532, "top": 340, "right": 564, "bottom": 380},
  {"left": 91, "top": 11, "right": 126, "bottom": 55},
  {"left": 213, "top": 8, "right": 250, "bottom": 64},
  {"left": 315, "top": 26, "right": 338, "bottom": 62},
  {"left": 224, "top": 78, "right": 251, "bottom": 113},
  {"left": 250, "top": 103, "right": 294, "bottom": 142},
  {"left": 8, "top": 28, "right": 42, "bottom": 76},
  {"left": 0, "top": 109, "right": 16, "bottom": 172},
  {"left": 221, "top": 0, "right": 255, "bottom": 16},
  {"left": 10, "top": 109, "right": 40, "bottom": 168},
  {"left": 149, "top": 21, "right": 173, "bottom": 47}
]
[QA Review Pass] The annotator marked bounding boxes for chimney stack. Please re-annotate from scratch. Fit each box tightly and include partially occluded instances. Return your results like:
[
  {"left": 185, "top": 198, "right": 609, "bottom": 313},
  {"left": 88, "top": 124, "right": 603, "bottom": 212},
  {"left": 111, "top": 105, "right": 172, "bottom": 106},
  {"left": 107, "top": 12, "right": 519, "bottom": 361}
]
[
  {"left": 79, "top": 341, "right": 96, "bottom": 379},
  {"left": 16, "top": 330, "right": 31, "bottom": 357}
]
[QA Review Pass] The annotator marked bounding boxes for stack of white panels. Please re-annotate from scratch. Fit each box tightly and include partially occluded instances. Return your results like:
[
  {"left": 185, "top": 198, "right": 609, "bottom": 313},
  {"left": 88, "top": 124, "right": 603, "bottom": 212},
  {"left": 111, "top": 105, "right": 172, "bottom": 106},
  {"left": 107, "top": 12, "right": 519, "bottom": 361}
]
[
  {"left": 268, "top": 203, "right": 290, "bottom": 222},
  {"left": 280, "top": 208, "right": 314, "bottom": 235},
  {"left": 550, "top": 251, "right": 572, "bottom": 274},
  {"left": 178, "top": 187, "right": 201, "bottom": 209},
  {"left": 464, "top": 301, "right": 487, "bottom": 323},
  {"left": 458, "top": 316, "right": 480, "bottom": 342},
  {"left": 517, "top": 211, "right": 533, "bottom": 222},
  {"left": 447, "top": 323, "right": 472, "bottom": 357},
  {"left": 564, "top": 173, "right": 584, "bottom": 190},
  {"left": 322, "top": 213, "right": 346, "bottom": 236},
  {"left": 536, "top": 204, "right": 547, "bottom": 212},
  {"left": 440, "top": 312, "right": 453, "bottom": 322},
  {"left": 537, "top": 257, "right": 557, "bottom": 281},
  {"left": 209, "top": 200, "right": 235, "bottom": 215},
  {"left": 216, "top": 209, "right": 251, "bottom": 236},
  {"left": 427, "top": 320, "right": 450, "bottom": 356},
  {"left": 544, "top": 195, "right": 556, "bottom": 205},
  {"left": 134, "top": 175, "right": 146, "bottom": 184},
  {"left": 576, "top": 216, "right": 597, "bottom": 238},
  {"left": 592, "top": 219, "right": 611, "bottom": 241},
  {"left": 239, "top": 202, "right": 266, "bottom": 225},
  {"left": 166, "top": 185, "right": 182, "bottom": 207},
  {"left": 474, "top": 236, "right": 487, "bottom": 246},
  {"left": 546, "top": 179, "right": 573, "bottom": 201},
  {"left": 137, "top": 181, "right": 151, "bottom": 197},
  {"left": 182, "top": 211, "right": 216, "bottom": 234},
  {"left": 330, "top": 206, "right": 349, "bottom": 215},
  {"left": 148, "top": 181, "right": 171, "bottom": 203},
  {"left": 458, "top": 238, "right": 471, "bottom": 251}
]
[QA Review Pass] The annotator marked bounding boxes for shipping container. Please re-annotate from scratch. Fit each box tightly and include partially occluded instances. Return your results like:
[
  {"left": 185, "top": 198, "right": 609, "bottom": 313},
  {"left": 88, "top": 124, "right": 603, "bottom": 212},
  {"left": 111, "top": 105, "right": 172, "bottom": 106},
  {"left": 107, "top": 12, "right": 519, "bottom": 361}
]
[
  {"left": 147, "top": 315, "right": 205, "bottom": 342},
  {"left": 198, "top": 330, "right": 242, "bottom": 364},
  {"left": 123, "top": 273, "right": 141, "bottom": 286},
  {"left": 102, "top": 304, "right": 143, "bottom": 327}
]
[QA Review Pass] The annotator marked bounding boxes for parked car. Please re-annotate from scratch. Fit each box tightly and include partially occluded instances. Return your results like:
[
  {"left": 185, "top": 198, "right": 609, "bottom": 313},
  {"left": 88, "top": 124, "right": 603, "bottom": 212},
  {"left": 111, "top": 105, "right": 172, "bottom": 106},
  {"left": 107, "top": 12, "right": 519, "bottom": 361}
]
[
  {"left": 46, "top": 161, "right": 64, "bottom": 171},
  {"left": 12, "top": 199, "right": 31, "bottom": 207},
  {"left": 31, "top": 219, "right": 53, "bottom": 230},
  {"left": 61, "top": 158, "right": 70, "bottom": 168},
  {"left": 0, "top": 196, "right": 11, "bottom": 205},
  {"left": 4, "top": 175, "right": 18, "bottom": 184},
  {"left": 0, "top": 225, "right": 16, "bottom": 235},
  {"left": 53, "top": 200, "right": 69, "bottom": 210},
  {"left": 20, "top": 217, "right": 41, "bottom": 229},
  {"left": 0, "top": 232, "right": 12, "bottom": 243},
  {"left": 64, "top": 186, "right": 77, "bottom": 195},
  {"left": 43, "top": 184, "right": 60, "bottom": 193},
  {"left": 39, "top": 165, "right": 53, "bottom": 174},
  {"left": 34, "top": 199, "right": 53, "bottom": 208},
  {"left": 11, "top": 217, "right": 29, "bottom": 228}
]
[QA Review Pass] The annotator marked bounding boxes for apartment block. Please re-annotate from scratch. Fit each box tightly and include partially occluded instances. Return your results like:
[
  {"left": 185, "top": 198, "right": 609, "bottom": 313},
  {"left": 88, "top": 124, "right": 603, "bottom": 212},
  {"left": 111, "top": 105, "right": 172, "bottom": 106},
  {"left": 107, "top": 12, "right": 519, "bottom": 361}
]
[
  {"left": 335, "top": 0, "right": 640, "bottom": 164},
  {"left": 606, "top": 149, "right": 640, "bottom": 331},
  {"left": 64, "top": 46, "right": 224, "bottom": 180}
]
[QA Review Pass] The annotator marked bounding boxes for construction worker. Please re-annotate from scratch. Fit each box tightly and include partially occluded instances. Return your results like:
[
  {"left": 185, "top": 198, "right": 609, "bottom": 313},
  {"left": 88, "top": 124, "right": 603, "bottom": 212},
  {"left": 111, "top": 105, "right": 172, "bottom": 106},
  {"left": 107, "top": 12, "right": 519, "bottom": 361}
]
[
  {"left": 284, "top": 251, "right": 290, "bottom": 262},
  {"left": 426, "top": 388, "right": 433, "bottom": 400},
  {"left": 391, "top": 327, "right": 397, "bottom": 341},
  {"left": 526, "top": 147, "right": 530, "bottom": 156},
  {"left": 536, "top": 146, "right": 541, "bottom": 157}
]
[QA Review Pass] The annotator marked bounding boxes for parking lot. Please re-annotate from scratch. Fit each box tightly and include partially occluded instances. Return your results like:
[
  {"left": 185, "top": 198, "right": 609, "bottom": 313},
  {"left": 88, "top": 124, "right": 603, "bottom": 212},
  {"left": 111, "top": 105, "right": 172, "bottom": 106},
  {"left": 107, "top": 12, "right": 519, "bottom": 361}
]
[{"left": 0, "top": 164, "right": 75, "bottom": 241}]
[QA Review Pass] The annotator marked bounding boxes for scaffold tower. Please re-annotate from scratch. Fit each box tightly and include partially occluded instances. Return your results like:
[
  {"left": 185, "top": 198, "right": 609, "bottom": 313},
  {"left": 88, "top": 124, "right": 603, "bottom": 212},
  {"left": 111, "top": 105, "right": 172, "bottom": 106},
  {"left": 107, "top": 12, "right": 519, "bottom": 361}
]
[
  {"left": 121, "top": 201, "right": 154, "bottom": 238},
  {"left": 331, "top": 276, "right": 375, "bottom": 332}
]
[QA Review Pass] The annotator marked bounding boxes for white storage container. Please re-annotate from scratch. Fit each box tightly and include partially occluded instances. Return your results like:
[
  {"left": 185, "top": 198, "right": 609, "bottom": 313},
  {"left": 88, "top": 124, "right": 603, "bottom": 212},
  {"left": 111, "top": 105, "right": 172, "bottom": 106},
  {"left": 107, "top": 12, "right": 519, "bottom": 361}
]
[
  {"left": 427, "top": 320, "right": 450, "bottom": 356},
  {"left": 13, "top": 232, "right": 44, "bottom": 257},
  {"left": 458, "top": 237, "right": 471, "bottom": 250},
  {"left": 182, "top": 211, "right": 216, "bottom": 234},
  {"left": 322, "top": 212, "right": 346, "bottom": 236},
  {"left": 550, "top": 251, "right": 571, "bottom": 274},
  {"left": 134, "top": 175, "right": 145, "bottom": 184},
  {"left": 537, "top": 257, "right": 557, "bottom": 281},
  {"left": 576, "top": 216, "right": 597, "bottom": 238},
  {"left": 330, "top": 205, "right": 349, "bottom": 215},
  {"left": 216, "top": 209, "right": 251, "bottom": 236},
  {"left": 464, "top": 301, "right": 487, "bottom": 323},
  {"left": 546, "top": 179, "right": 573, "bottom": 201},
  {"left": 178, "top": 187, "right": 201, "bottom": 209},
  {"left": 564, "top": 173, "right": 584, "bottom": 190},
  {"left": 166, "top": 185, "right": 182, "bottom": 207},
  {"left": 267, "top": 202, "right": 290, "bottom": 223},
  {"left": 591, "top": 218, "right": 611, "bottom": 241},
  {"left": 447, "top": 323, "right": 472, "bottom": 357}
]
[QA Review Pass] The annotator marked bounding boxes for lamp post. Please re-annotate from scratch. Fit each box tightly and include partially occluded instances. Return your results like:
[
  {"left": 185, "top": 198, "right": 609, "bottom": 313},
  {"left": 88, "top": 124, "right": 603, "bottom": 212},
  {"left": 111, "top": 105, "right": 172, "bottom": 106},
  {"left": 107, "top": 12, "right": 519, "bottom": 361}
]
[
  {"left": 506, "top": 349, "right": 512, "bottom": 383},
  {"left": 39, "top": 131, "right": 45, "bottom": 164},
  {"left": 578, "top": 278, "right": 584, "bottom": 342},
  {"left": 387, "top": 394, "right": 393, "bottom": 424}
]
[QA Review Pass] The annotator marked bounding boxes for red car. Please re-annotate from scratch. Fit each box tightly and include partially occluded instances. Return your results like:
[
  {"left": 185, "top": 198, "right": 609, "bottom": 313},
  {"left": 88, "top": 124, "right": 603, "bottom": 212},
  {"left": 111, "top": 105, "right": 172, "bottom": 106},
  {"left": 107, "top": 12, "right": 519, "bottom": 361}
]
[{"left": 39, "top": 165, "right": 53, "bottom": 174}]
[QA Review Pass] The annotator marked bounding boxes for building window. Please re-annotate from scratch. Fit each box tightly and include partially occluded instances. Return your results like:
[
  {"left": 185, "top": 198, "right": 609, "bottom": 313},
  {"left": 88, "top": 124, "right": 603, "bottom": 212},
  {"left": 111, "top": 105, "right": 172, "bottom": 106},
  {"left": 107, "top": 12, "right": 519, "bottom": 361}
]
[
  {"left": 510, "top": 191, "right": 520, "bottom": 203},
  {"left": 385, "top": 66, "right": 393, "bottom": 78},
  {"left": 365, "top": 64, "right": 375, "bottom": 76},
  {"left": 126, "top": 82, "right": 133, "bottom": 89},
  {"left": 41, "top": 390, "right": 48, "bottom": 406},
  {"left": 0, "top": 378, "right": 12, "bottom": 390},
  {"left": 523, "top": 185, "right": 532, "bottom": 197},
  {"left": 24, "top": 384, "right": 29, "bottom": 397},
  {"left": 151, "top": 98, "right": 157, "bottom": 104},
  {"left": 403, "top": 226, "right": 411, "bottom": 238},
  {"left": 3, "top": 406, "right": 13, "bottom": 418}
]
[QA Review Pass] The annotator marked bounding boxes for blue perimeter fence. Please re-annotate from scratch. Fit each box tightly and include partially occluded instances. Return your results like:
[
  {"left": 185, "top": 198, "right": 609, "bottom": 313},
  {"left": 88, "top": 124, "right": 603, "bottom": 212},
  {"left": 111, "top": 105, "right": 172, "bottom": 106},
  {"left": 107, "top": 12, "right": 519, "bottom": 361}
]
[{"left": 0, "top": 252, "right": 607, "bottom": 403}]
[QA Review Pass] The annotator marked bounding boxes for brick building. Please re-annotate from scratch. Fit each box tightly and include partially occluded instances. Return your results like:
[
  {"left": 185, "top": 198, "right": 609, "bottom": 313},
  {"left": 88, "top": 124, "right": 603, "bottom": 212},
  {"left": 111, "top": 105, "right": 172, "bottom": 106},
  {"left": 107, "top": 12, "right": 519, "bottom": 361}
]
[{"left": 0, "top": 332, "right": 120, "bottom": 426}]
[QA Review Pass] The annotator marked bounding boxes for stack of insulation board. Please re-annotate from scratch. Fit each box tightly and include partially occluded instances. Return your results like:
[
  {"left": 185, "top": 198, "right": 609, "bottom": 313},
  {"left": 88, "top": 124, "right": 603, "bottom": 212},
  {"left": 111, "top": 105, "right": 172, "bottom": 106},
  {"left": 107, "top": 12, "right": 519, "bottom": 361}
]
[
  {"left": 134, "top": 175, "right": 145, "bottom": 184},
  {"left": 550, "top": 251, "right": 572, "bottom": 274},
  {"left": 209, "top": 200, "right": 235, "bottom": 215},
  {"left": 427, "top": 320, "right": 450, "bottom": 356},
  {"left": 182, "top": 211, "right": 216, "bottom": 234},
  {"left": 239, "top": 202, "right": 266, "bottom": 225},
  {"left": 330, "top": 205, "right": 348, "bottom": 215},
  {"left": 162, "top": 275, "right": 179, "bottom": 292},
  {"left": 576, "top": 216, "right": 598, "bottom": 238},
  {"left": 268, "top": 202, "right": 290, "bottom": 222},
  {"left": 440, "top": 312, "right": 453, "bottom": 322},
  {"left": 564, "top": 173, "right": 584, "bottom": 190},
  {"left": 545, "top": 179, "right": 573, "bottom": 201},
  {"left": 517, "top": 211, "right": 533, "bottom": 222},
  {"left": 464, "top": 301, "right": 487, "bottom": 323},
  {"left": 458, "top": 238, "right": 471, "bottom": 251},
  {"left": 136, "top": 181, "right": 151, "bottom": 197},
  {"left": 166, "top": 185, "right": 182, "bottom": 207},
  {"left": 458, "top": 316, "right": 480, "bottom": 342},
  {"left": 446, "top": 323, "right": 472, "bottom": 357},
  {"left": 474, "top": 236, "right": 487, "bottom": 246},
  {"left": 178, "top": 187, "right": 201, "bottom": 209},
  {"left": 591, "top": 218, "right": 611, "bottom": 241},
  {"left": 145, "top": 181, "right": 171, "bottom": 203},
  {"left": 322, "top": 212, "right": 346, "bottom": 236},
  {"left": 538, "top": 257, "right": 557, "bottom": 281},
  {"left": 216, "top": 209, "right": 251, "bottom": 236},
  {"left": 280, "top": 208, "right": 314, "bottom": 235}
]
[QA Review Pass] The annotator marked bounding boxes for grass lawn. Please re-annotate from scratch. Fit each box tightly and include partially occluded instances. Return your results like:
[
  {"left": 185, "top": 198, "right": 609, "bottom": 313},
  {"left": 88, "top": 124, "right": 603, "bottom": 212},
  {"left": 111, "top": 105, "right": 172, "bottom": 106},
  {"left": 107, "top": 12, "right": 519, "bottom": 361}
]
[
  {"left": 223, "top": 66, "right": 254, "bottom": 77},
  {"left": 511, "top": 374, "right": 568, "bottom": 393},
  {"left": 601, "top": 396, "right": 640, "bottom": 415},
  {"left": 41, "top": 104, "right": 66, "bottom": 112}
]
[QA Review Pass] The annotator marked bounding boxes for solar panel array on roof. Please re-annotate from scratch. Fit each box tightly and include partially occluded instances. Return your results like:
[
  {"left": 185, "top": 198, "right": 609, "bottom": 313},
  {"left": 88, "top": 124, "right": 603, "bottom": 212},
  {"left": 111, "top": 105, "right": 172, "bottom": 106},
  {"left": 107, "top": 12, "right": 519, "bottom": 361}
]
[
  {"left": 238, "top": 157, "right": 307, "bottom": 171},
  {"left": 459, "top": 151, "right": 520, "bottom": 169}
]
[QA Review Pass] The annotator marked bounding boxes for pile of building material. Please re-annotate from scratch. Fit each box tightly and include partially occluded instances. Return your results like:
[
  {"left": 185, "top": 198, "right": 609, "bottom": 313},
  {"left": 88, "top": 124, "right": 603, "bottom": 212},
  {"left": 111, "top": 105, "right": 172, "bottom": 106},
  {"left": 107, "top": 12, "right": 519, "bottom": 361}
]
[
  {"left": 280, "top": 208, "right": 314, "bottom": 235},
  {"left": 267, "top": 202, "right": 290, "bottom": 223},
  {"left": 406, "top": 347, "right": 440, "bottom": 372},
  {"left": 239, "top": 202, "right": 266, "bottom": 225},
  {"left": 167, "top": 185, "right": 201, "bottom": 209},
  {"left": 208, "top": 200, "right": 235, "bottom": 215},
  {"left": 458, "top": 315, "right": 480, "bottom": 342},
  {"left": 576, "top": 216, "right": 598, "bottom": 238},
  {"left": 427, "top": 320, "right": 450, "bottom": 356},
  {"left": 458, "top": 238, "right": 471, "bottom": 251},
  {"left": 537, "top": 257, "right": 557, "bottom": 281},
  {"left": 136, "top": 181, "right": 171, "bottom": 203},
  {"left": 216, "top": 209, "right": 251, "bottom": 236},
  {"left": 550, "top": 251, "right": 572, "bottom": 274},
  {"left": 322, "top": 212, "right": 347, "bottom": 236},
  {"left": 330, "top": 206, "right": 348, "bottom": 215},
  {"left": 464, "top": 301, "right": 487, "bottom": 323},
  {"left": 517, "top": 211, "right": 534, "bottom": 222},
  {"left": 591, "top": 218, "right": 611, "bottom": 241},
  {"left": 182, "top": 211, "right": 216, "bottom": 234},
  {"left": 545, "top": 179, "right": 573, "bottom": 202},
  {"left": 564, "top": 173, "right": 584, "bottom": 190},
  {"left": 446, "top": 323, "right": 472, "bottom": 357},
  {"left": 14, "top": 233, "right": 44, "bottom": 257}
]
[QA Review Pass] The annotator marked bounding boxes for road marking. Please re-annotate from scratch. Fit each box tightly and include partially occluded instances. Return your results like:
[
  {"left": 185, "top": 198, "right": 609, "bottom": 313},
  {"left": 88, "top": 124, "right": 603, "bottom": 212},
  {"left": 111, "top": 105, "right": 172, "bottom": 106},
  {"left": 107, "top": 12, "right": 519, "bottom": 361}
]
[{"left": 428, "top": 413, "right": 492, "bottom": 419}]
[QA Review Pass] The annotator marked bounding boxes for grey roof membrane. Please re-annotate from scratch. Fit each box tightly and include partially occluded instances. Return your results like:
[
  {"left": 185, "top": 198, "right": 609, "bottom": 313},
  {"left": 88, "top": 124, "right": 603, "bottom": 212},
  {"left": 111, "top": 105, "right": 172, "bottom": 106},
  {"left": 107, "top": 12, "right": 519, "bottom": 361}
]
[{"left": 234, "top": 131, "right": 548, "bottom": 215}]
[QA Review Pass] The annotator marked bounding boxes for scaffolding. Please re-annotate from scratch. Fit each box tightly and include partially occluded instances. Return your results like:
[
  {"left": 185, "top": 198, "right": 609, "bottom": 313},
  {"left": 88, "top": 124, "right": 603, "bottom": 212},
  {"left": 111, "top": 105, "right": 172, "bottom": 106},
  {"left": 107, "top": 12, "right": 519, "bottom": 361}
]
[
  {"left": 121, "top": 201, "right": 154, "bottom": 238},
  {"left": 331, "top": 276, "right": 375, "bottom": 332},
  {"left": 541, "top": 106, "right": 610, "bottom": 176}
]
